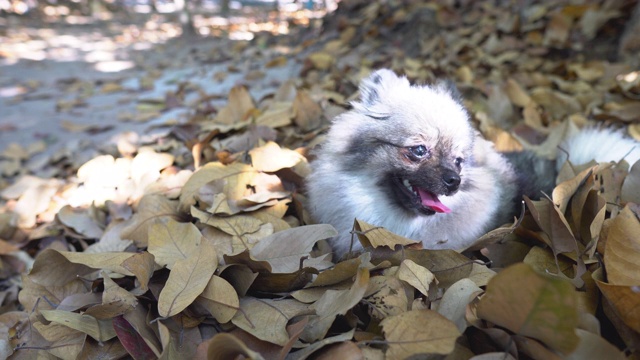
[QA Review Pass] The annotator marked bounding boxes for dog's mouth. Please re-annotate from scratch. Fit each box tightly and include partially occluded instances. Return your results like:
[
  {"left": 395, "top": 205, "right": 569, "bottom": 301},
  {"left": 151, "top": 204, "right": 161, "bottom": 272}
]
[{"left": 396, "top": 177, "right": 451, "bottom": 215}]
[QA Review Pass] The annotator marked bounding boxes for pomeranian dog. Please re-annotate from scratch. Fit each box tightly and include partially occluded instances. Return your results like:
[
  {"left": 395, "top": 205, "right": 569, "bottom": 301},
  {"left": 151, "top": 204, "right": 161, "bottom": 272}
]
[{"left": 307, "top": 69, "right": 639, "bottom": 258}]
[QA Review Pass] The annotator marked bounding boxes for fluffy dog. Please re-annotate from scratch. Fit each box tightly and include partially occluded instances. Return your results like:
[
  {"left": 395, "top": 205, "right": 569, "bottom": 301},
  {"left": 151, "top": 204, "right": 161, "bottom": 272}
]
[{"left": 306, "top": 69, "right": 639, "bottom": 257}]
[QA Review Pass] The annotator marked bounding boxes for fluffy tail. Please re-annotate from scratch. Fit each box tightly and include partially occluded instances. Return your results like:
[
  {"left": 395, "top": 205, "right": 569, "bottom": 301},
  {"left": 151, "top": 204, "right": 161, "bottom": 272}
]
[{"left": 557, "top": 127, "right": 640, "bottom": 169}]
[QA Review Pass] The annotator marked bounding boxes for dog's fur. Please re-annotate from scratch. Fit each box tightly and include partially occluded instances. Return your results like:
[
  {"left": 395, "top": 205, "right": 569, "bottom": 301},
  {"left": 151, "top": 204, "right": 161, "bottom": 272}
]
[{"left": 307, "top": 69, "right": 640, "bottom": 258}]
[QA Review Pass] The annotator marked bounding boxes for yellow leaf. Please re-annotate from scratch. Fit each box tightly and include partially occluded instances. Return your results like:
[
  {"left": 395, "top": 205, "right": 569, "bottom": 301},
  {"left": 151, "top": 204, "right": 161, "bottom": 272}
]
[
  {"left": 255, "top": 101, "right": 293, "bottom": 128},
  {"left": 397, "top": 259, "right": 436, "bottom": 296},
  {"left": 307, "top": 52, "right": 334, "bottom": 70},
  {"left": 157, "top": 241, "right": 217, "bottom": 317},
  {"left": 148, "top": 219, "right": 203, "bottom": 269},
  {"left": 40, "top": 310, "right": 117, "bottom": 342},
  {"left": 381, "top": 310, "right": 460, "bottom": 357},
  {"left": 354, "top": 219, "right": 419, "bottom": 250},
  {"left": 178, "top": 162, "right": 250, "bottom": 213},
  {"left": 505, "top": 78, "right": 532, "bottom": 107},
  {"left": 214, "top": 85, "right": 255, "bottom": 125},
  {"left": 192, "top": 206, "right": 263, "bottom": 237},
  {"left": 197, "top": 275, "right": 239, "bottom": 323},
  {"left": 248, "top": 141, "right": 304, "bottom": 172},
  {"left": 603, "top": 206, "right": 640, "bottom": 285}
]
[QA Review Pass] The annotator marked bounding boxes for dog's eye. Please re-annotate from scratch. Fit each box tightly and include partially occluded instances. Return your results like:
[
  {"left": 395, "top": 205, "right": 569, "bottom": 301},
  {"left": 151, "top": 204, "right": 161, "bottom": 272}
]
[
  {"left": 409, "top": 145, "right": 428, "bottom": 158},
  {"left": 455, "top": 157, "right": 463, "bottom": 167}
]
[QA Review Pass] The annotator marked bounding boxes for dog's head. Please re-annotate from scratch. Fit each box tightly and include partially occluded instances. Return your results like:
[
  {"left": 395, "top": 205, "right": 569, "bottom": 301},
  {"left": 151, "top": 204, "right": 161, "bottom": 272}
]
[{"left": 331, "top": 69, "right": 476, "bottom": 215}]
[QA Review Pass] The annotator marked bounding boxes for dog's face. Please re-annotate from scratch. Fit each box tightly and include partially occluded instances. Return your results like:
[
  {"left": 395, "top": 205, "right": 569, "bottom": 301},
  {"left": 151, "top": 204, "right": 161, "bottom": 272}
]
[{"left": 332, "top": 69, "right": 475, "bottom": 216}]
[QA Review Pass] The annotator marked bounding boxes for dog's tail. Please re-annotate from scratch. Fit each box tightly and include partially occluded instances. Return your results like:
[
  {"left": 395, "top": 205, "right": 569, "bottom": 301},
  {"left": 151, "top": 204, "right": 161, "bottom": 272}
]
[{"left": 558, "top": 127, "right": 640, "bottom": 169}]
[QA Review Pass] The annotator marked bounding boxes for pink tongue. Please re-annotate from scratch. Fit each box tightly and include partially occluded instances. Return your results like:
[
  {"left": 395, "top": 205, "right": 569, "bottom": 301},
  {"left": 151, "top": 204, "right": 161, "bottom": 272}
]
[{"left": 417, "top": 188, "right": 451, "bottom": 213}]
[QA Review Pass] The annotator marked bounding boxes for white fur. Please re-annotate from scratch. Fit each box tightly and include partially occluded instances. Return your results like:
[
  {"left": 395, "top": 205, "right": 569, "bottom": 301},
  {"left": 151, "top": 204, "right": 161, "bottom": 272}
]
[
  {"left": 307, "top": 70, "right": 517, "bottom": 257},
  {"left": 559, "top": 127, "right": 640, "bottom": 168}
]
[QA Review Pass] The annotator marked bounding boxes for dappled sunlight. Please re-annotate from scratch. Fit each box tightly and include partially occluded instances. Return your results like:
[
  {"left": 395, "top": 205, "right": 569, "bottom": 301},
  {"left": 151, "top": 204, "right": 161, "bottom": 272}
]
[
  {"left": 3, "top": 0, "right": 639, "bottom": 358},
  {"left": 0, "top": 5, "right": 331, "bottom": 69}
]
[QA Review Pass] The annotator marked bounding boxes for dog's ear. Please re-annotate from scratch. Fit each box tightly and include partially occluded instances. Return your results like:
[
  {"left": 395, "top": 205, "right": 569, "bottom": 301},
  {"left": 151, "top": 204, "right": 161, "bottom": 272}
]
[{"left": 358, "top": 69, "right": 409, "bottom": 107}]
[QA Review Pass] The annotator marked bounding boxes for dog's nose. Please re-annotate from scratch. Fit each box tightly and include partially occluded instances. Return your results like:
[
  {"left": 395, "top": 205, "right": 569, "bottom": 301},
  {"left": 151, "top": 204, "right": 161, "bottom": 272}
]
[{"left": 442, "top": 171, "right": 461, "bottom": 192}]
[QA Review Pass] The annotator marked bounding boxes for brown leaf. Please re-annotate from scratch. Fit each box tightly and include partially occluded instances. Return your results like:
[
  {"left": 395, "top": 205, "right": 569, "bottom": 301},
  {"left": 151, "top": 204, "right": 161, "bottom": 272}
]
[
  {"left": 232, "top": 297, "right": 312, "bottom": 346},
  {"left": 397, "top": 259, "right": 436, "bottom": 296},
  {"left": 214, "top": 85, "right": 255, "bottom": 125},
  {"left": 157, "top": 241, "right": 218, "bottom": 317},
  {"left": 435, "top": 278, "right": 482, "bottom": 332},
  {"left": 250, "top": 224, "right": 337, "bottom": 273},
  {"left": 196, "top": 275, "right": 239, "bottom": 323},
  {"left": 364, "top": 276, "right": 409, "bottom": 320},
  {"left": 120, "top": 194, "right": 179, "bottom": 247},
  {"left": 148, "top": 219, "right": 204, "bottom": 269},
  {"left": 621, "top": 160, "right": 640, "bottom": 204},
  {"left": 477, "top": 263, "right": 580, "bottom": 355},
  {"left": 505, "top": 78, "right": 532, "bottom": 107},
  {"left": 84, "top": 272, "right": 138, "bottom": 320},
  {"left": 293, "top": 90, "right": 323, "bottom": 131},
  {"left": 354, "top": 219, "right": 419, "bottom": 250},
  {"left": 57, "top": 205, "right": 104, "bottom": 239},
  {"left": 593, "top": 268, "right": 640, "bottom": 334},
  {"left": 204, "top": 333, "right": 265, "bottom": 360},
  {"left": 381, "top": 310, "right": 461, "bottom": 358},
  {"left": 603, "top": 206, "right": 640, "bottom": 286},
  {"left": 307, "top": 52, "right": 334, "bottom": 70},
  {"left": 40, "top": 310, "right": 117, "bottom": 342},
  {"left": 0, "top": 175, "right": 61, "bottom": 228},
  {"left": 304, "top": 264, "right": 369, "bottom": 342}
]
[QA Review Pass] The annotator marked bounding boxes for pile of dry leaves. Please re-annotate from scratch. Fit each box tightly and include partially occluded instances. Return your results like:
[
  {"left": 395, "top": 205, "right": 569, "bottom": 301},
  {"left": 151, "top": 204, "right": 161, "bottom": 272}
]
[{"left": 1, "top": 0, "right": 640, "bottom": 359}]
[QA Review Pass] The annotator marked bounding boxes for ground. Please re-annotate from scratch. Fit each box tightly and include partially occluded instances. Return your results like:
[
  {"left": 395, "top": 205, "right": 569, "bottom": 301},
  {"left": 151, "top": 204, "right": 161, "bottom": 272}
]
[{"left": 1, "top": 1, "right": 640, "bottom": 359}]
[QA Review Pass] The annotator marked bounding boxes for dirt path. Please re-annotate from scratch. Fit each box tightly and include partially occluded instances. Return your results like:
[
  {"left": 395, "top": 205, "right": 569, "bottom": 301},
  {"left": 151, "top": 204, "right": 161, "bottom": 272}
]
[{"left": 0, "top": 17, "right": 303, "bottom": 179}]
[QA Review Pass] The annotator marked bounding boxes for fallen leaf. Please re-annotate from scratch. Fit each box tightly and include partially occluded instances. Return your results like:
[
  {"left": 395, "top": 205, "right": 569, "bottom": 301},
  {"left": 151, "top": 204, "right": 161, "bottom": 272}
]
[
  {"left": 381, "top": 310, "right": 461, "bottom": 358},
  {"left": 354, "top": 219, "right": 419, "bottom": 250},
  {"left": 477, "top": 263, "right": 580, "bottom": 355},
  {"left": 603, "top": 206, "right": 640, "bottom": 286},
  {"left": 40, "top": 310, "right": 117, "bottom": 342},
  {"left": 148, "top": 219, "right": 203, "bottom": 269},
  {"left": 196, "top": 275, "right": 239, "bottom": 323},
  {"left": 157, "top": 241, "right": 218, "bottom": 317},
  {"left": 250, "top": 224, "right": 337, "bottom": 273},
  {"left": 397, "top": 259, "right": 436, "bottom": 296}
]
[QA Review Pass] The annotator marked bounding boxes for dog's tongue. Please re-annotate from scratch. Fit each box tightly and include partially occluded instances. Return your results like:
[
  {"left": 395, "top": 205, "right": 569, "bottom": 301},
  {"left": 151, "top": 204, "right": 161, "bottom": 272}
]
[{"left": 417, "top": 188, "right": 451, "bottom": 213}]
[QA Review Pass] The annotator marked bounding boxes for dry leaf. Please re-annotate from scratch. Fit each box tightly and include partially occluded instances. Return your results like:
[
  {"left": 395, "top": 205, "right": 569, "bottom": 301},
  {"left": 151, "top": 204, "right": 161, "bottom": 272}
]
[
  {"left": 40, "top": 310, "right": 117, "bottom": 342},
  {"left": 304, "top": 265, "right": 369, "bottom": 342},
  {"left": 354, "top": 219, "right": 419, "bottom": 250},
  {"left": 397, "top": 259, "right": 436, "bottom": 296},
  {"left": 157, "top": 241, "right": 218, "bottom": 317},
  {"left": 435, "top": 278, "right": 482, "bottom": 332},
  {"left": 477, "top": 263, "right": 580, "bottom": 355},
  {"left": 603, "top": 206, "right": 640, "bottom": 286},
  {"left": 381, "top": 310, "right": 461, "bottom": 358},
  {"left": 196, "top": 275, "right": 239, "bottom": 323},
  {"left": 148, "top": 219, "right": 203, "bottom": 269},
  {"left": 293, "top": 90, "right": 323, "bottom": 131}
]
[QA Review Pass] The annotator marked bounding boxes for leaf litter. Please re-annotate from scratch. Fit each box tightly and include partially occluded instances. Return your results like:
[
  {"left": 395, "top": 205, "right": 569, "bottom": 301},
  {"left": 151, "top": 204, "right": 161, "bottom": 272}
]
[{"left": 1, "top": 0, "right": 640, "bottom": 359}]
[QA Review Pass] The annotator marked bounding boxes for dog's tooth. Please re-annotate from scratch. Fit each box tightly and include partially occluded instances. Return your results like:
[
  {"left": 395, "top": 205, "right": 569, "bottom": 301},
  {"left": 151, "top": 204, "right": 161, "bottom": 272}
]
[{"left": 403, "top": 179, "right": 411, "bottom": 189}]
